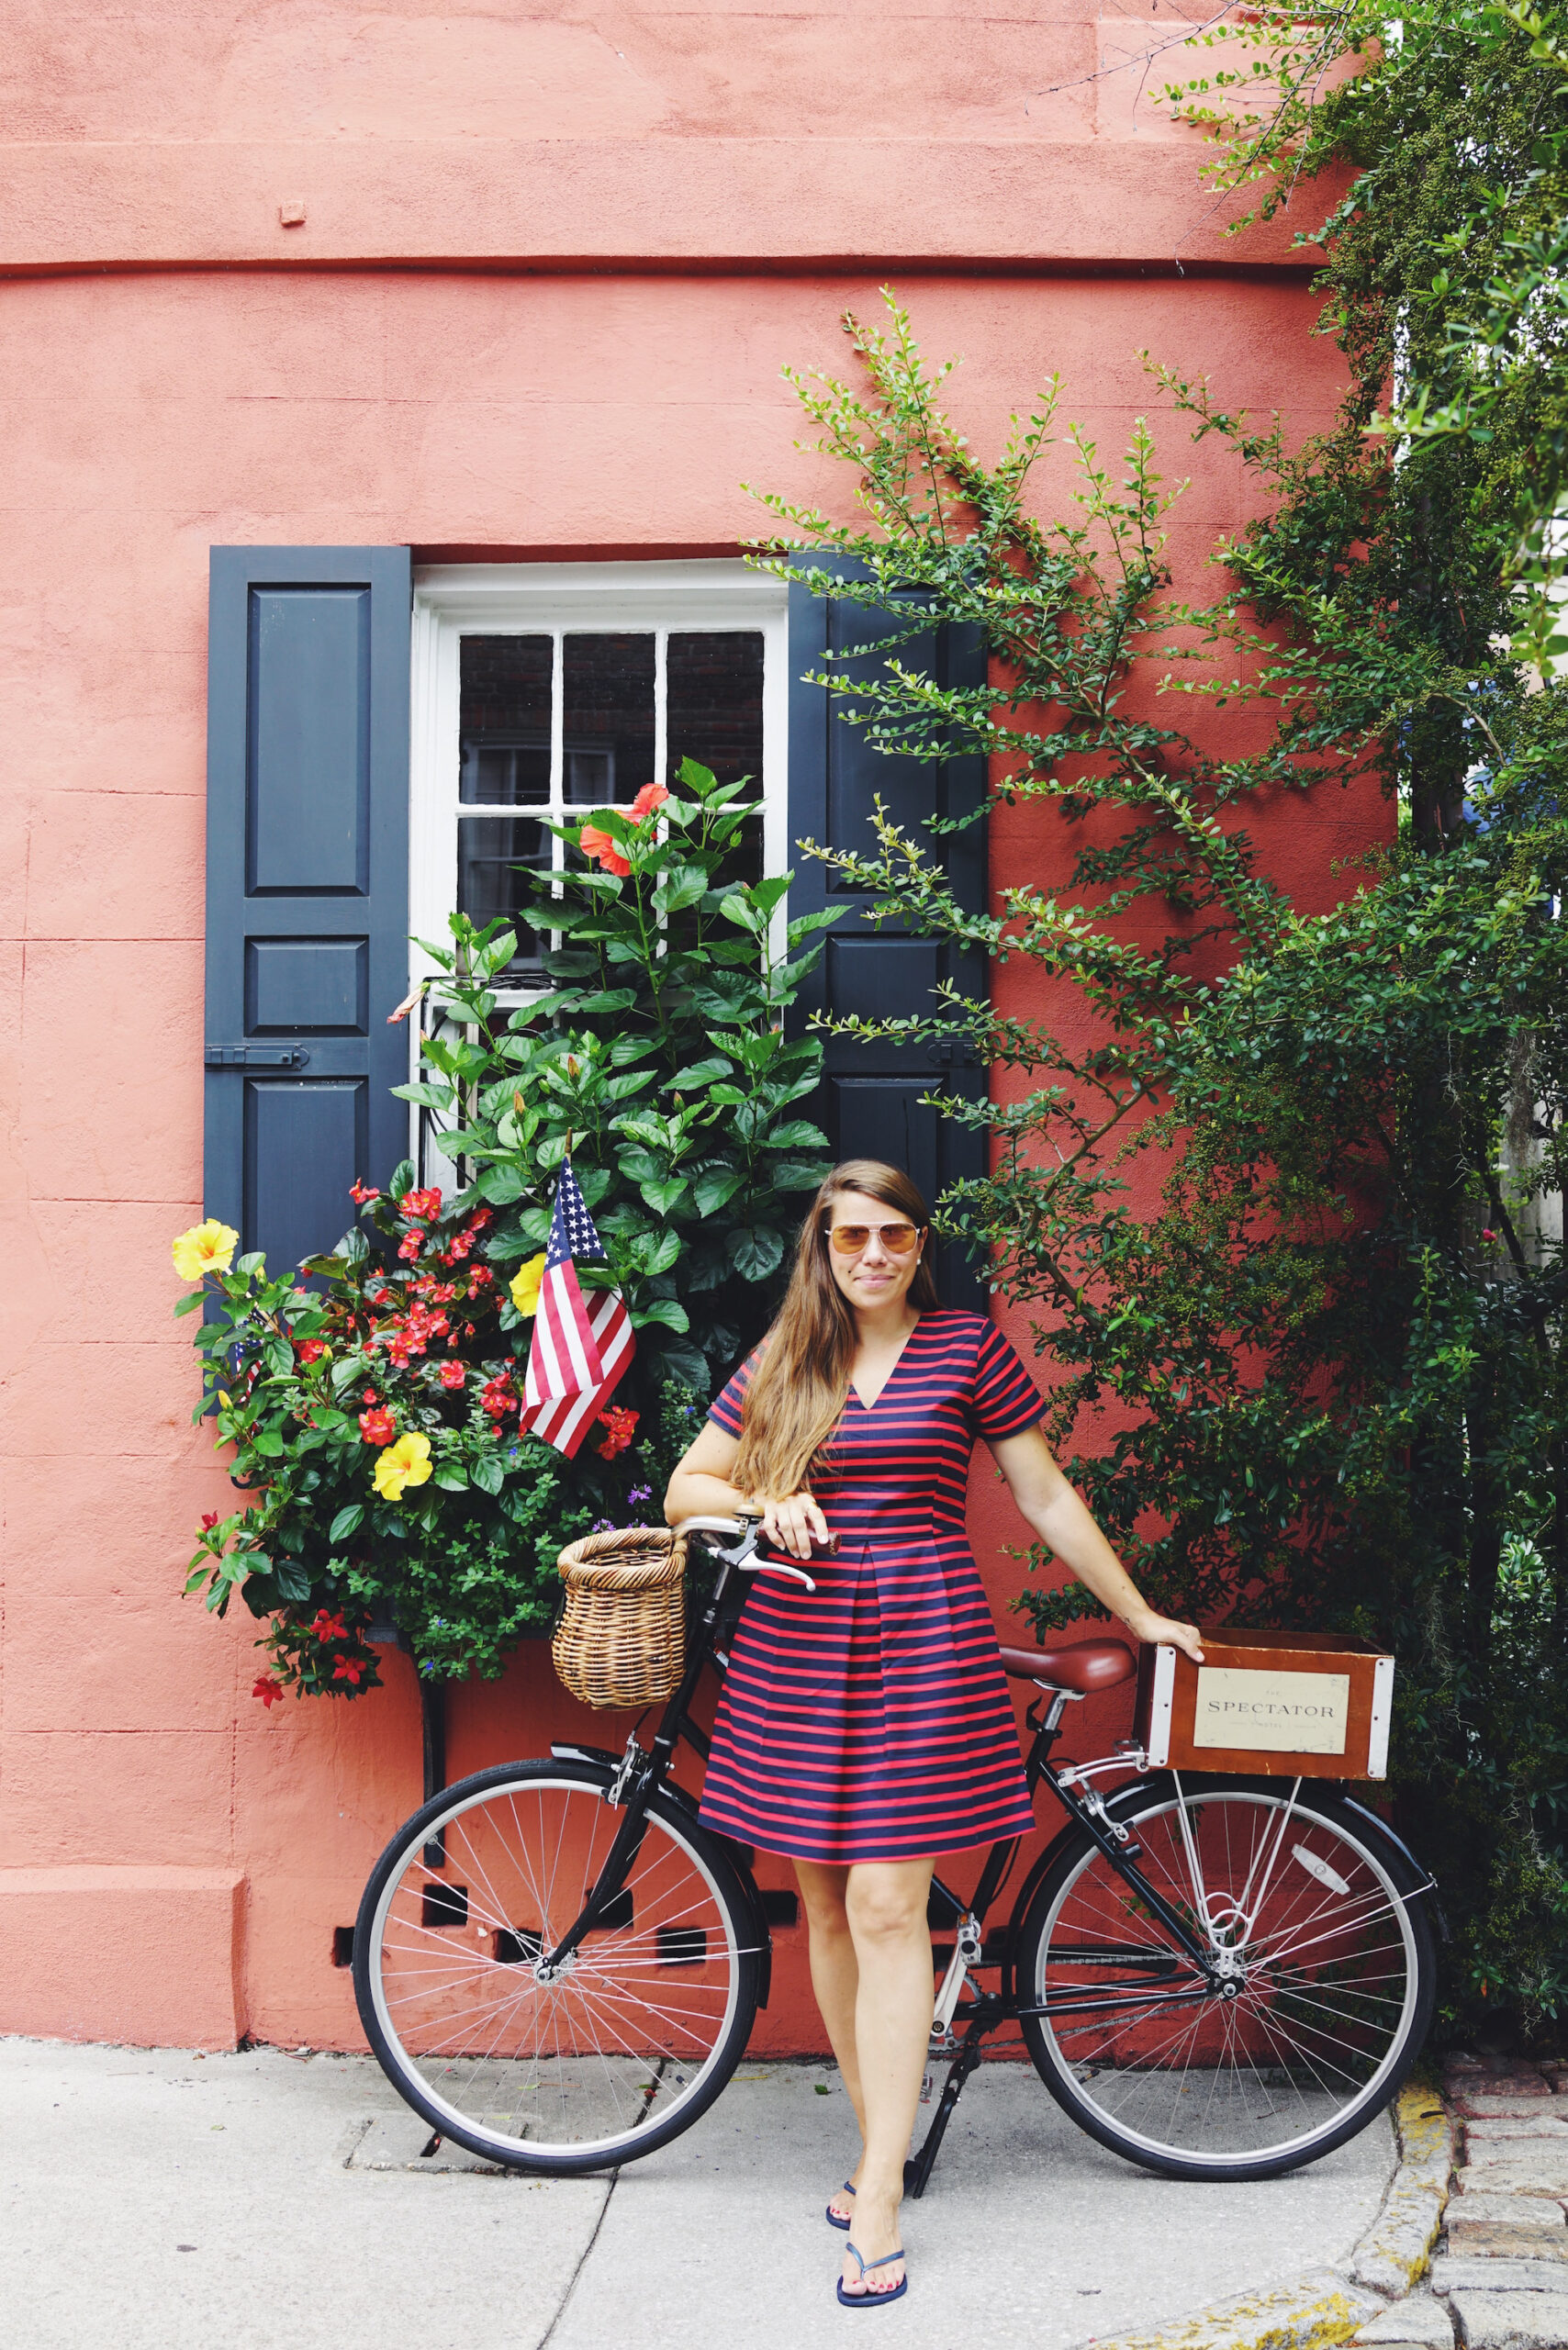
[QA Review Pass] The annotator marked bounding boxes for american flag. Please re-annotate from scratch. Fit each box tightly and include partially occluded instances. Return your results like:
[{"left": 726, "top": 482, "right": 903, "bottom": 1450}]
[{"left": 521, "top": 1160, "right": 635, "bottom": 1458}]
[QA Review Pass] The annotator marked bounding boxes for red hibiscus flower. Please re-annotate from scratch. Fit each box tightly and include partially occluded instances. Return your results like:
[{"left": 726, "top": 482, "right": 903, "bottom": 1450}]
[
  {"left": 631, "top": 782, "right": 670, "bottom": 822},
  {"left": 332, "top": 1656, "right": 367, "bottom": 1686},
  {"left": 253, "top": 1676, "right": 285, "bottom": 1708},
  {"left": 578, "top": 823, "right": 631, "bottom": 878},
  {"left": 400, "top": 1187, "right": 442, "bottom": 1222},
  {"left": 437, "top": 1361, "right": 466, "bottom": 1391},
  {"left": 201, "top": 1511, "right": 221, "bottom": 1532},
  {"left": 359, "top": 1405, "right": 397, "bottom": 1446},
  {"left": 595, "top": 1404, "right": 640, "bottom": 1460},
  {"left": 309, "top": 1609, "right": 348, "bottom": 1642},
  {"left": 350, "top": 1180, "right": 380, "bottom": 1204}
]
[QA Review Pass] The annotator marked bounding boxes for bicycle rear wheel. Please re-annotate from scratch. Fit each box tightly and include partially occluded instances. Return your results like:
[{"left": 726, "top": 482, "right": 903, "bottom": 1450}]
[
  {"left": 1015, "top": 1775, "right": 1437, "bottom": 2180},
  {"left": 354, "top": 1760, "right": 762, "bottom": 2174}
]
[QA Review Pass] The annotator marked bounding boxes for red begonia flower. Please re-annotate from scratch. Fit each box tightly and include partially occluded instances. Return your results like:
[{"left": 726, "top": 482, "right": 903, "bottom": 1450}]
[
  {"left": 594, "top": 1404, "right": 640, "bottom": 1460},
  {"left": 359, "top": 1406, "right": 397, "bottom": 1446},
  {"left": 350, "top": 1180, "right": 381, "bottom": 1204},
  {"left": 438, "top": 1361, "right": 466, "bottom": 1391}
]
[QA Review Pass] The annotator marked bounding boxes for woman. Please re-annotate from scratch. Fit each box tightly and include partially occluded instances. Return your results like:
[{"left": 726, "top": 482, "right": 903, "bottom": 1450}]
[{"left": 664, "top": 1160, "right": 1203, "bottom": 2309}]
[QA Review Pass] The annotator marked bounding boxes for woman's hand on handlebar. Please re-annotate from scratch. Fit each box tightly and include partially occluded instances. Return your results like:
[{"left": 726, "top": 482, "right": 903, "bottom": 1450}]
[{"left": 752, "top": 1491, "right": 830, "bottom": 1562}]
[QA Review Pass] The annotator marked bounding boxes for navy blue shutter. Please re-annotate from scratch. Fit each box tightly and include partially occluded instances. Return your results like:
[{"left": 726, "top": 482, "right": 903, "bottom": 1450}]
[
  {"left": 204, "top": 547, "right": 412, "bottom": 1275},
  {"left": 787, "top": 578, "right": 989, "bottom": 1311}
]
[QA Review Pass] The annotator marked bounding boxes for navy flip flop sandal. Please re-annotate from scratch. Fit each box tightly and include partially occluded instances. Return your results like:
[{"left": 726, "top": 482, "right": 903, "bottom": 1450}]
[
  {"left": 825, "top": 2181, "right": 857, "bottom": 2231},
  {"left": 836, "top": 2242, "right": 908, "bottom": 2309}
]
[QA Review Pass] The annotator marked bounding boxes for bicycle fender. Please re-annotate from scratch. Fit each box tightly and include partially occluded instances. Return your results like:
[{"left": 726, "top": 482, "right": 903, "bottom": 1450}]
[{"left": 1338, "top": 1795, "right": 1450, "bottom": 1940}]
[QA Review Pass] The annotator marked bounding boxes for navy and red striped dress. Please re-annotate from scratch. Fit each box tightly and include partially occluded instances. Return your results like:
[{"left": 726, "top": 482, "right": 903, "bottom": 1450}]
[{"left": 697, "top": 1310, "right": 1045, "bottom": 1863}]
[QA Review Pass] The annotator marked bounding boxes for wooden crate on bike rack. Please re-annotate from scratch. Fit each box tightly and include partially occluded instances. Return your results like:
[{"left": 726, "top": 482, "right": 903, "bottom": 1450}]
[{"left": 1135, "top": 1629, "right": 1394, "bottom": 1780}]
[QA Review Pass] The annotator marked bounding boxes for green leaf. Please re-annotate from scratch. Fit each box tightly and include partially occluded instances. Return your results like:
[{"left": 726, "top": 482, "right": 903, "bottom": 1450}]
[
  {"left": 633, "top": 1299, "right": 691, "bottom": 1333},
  {"left": 433, "top": 1464, "right": 471, "bottom": 1491},
  {"left": 471, "top": 1452, "right": 505, "bottom": 1496},
  {"left": 727, "top": 1225, "right": 786, "bottom": 1281},
  {"left": 330, "top": 1504, "right": 364, "bottom": 1542},
  {"left": 640, "top": 1177, "right": 690, "bottom": 1216},
  {"left": 473, "top": 1164, "right": 531, "bottom": 1206},
  {"left": 391, "top": 1082, "right": 456, "bottom": 1111},
  {"left": 174, "top": 1291, "right": 206, "bottom": 1318},
  {"left": 666, "top": 1057, "right": 734, "bottom": 1091},
  {"left": 692, "top": 1165, "right": 745, "bottom": 1215},
  {"left": 760, "top": 1119, "right": 831, "bottom": 1152}
]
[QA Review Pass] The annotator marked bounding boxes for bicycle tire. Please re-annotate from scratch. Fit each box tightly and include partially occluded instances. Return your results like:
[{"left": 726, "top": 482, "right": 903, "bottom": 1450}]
[
  {"left": 1014, "top": 1774, "right": 1438, "bottom": 2181},
  {"left": 353, "top": 1758, "right": 762, "bottom": 2175}
]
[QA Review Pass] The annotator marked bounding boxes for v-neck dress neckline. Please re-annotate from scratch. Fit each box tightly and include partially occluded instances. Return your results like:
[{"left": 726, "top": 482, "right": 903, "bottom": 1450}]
[{"left": 847, "top": 1316, "right": 924, "bottom": 1414}]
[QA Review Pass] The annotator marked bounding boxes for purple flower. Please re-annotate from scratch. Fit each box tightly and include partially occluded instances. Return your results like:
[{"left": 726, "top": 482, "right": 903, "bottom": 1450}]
[
  {"left": 628, "top": 1483, "right": 653, "bottom": 1505},
  {"left": 590, "top": 1517, "right": 615, "bottom": 1534}
]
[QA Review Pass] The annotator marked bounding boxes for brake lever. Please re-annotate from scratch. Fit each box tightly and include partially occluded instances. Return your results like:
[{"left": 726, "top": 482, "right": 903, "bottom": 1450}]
[{"left": 743, "top": 1558, "right": 817, "bottom": 1592}]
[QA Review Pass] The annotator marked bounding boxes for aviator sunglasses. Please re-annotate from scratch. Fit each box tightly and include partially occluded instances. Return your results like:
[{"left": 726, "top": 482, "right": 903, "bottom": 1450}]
[{"left": 823, "top": 1217, "right": 924, "bottom": 1258}]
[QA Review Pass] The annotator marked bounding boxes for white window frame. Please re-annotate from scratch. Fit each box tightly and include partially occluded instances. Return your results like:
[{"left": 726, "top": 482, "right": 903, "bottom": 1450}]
[{"left": 408, "top": 558, "right": 790, "bottom": 1172}]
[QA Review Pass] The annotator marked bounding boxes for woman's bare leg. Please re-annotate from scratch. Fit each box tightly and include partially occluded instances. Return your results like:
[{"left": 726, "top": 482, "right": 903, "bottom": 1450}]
[
  {"left": 793, "top": 1859, "right": 866, "bottom": 2217},
  {"left": 839, "top": 1857, "right": 935, "bottom": 2297}
]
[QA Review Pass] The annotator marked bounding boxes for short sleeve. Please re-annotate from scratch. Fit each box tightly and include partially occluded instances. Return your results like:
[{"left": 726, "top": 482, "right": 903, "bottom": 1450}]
[
  {"left": 970, "top": 1321, "right": 1046, "bottom": 1439},
  {"left": 707, "top": 1348, "right": 760, "bottom": 1438}
]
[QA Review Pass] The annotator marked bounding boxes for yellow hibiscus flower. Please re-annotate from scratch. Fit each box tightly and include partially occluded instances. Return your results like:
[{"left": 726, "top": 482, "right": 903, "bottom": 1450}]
[
  {"left": 373, "top": 1431, "right": 433, "bottom": 1502},
  {"left": 172, "top": 1219, "right": 240, "bottom": 1281},
  {"left": 509, "top": 1252, "right": 547, "bottom": 1316}
]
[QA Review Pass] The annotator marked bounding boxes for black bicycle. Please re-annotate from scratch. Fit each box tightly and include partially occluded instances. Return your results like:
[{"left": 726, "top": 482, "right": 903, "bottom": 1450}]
[{"left": 354, "top": 1515, "right": 1439, "bottom": 2187}]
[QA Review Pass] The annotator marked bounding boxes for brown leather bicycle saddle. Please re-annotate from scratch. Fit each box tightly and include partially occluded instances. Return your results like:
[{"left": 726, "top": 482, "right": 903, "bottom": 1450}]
[{"left": 997, "top": 1639, "right": 1137, "bottom": 1694}]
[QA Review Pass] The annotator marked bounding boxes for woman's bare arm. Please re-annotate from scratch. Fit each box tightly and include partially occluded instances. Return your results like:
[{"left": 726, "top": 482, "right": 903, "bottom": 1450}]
[
  {"left": 663, "top": 1419, "right": 830, "bottom": 1561},
  {"left": 988, "top": 1426, "right": 1204, "bottom": 1663}
]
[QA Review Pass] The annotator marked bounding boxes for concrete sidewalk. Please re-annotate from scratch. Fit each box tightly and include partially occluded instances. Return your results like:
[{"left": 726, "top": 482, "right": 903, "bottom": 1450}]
[{"left": 2, "top": 2039, "right": 1394, "bottom": 2350}]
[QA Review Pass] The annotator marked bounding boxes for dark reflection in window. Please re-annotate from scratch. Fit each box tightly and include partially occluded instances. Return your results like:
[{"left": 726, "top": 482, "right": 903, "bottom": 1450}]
[
  {"left": 668, "top": 631, "right": 765, "bottom": 892},
  {"left": 563, "top": 635, "right": 655, "bottom": 805},
  {"left": 459, "top": 636, "right": 552, "bottom": 805},
  {"left": 457, "top": 818, "right": 548, "bottom": 972}
]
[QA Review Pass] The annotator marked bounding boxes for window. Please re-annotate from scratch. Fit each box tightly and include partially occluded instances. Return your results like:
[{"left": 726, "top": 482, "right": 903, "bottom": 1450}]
[{"left": 408, "top": 560, "right": 790, "bottom": 1169}]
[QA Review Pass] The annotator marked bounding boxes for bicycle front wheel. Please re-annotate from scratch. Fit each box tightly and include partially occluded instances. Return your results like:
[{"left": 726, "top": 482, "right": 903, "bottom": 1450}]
[
  {"left": 1015, "top": 1776, "right": 1437, "bottom": 2180},
  {"left": 354, "top": 1760, "right": 762, "bottom": 2174}
]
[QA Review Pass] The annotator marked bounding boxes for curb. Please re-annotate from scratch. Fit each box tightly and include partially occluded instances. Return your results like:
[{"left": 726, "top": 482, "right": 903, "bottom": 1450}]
[{"left": 1078, "top": 2086, "right": 1455, "bottom": 2350}]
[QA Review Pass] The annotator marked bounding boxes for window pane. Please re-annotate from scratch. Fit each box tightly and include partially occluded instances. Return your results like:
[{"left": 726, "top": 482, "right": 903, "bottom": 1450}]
[
  {"left": 459, "top": 636, "right": 552, "bottom": 805},
  {"left": 668, "top": 630, "right": 765, "bottom": 892},
  {"left": 563, "top": 634, "right": 655, "bottom": 805},
  {"left": 457, "top": 817, "right": 548, "bottom": 970}
]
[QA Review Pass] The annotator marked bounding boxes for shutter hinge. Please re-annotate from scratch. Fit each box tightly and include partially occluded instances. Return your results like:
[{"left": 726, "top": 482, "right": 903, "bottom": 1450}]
[{"left": 205, "top": 1046, "right": 311, "bottom": 1069}]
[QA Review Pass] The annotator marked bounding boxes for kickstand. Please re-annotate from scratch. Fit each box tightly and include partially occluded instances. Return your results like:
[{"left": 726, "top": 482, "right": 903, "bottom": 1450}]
[{"left": 902, "top": 2028, "right": 987, "bottom": 2199}]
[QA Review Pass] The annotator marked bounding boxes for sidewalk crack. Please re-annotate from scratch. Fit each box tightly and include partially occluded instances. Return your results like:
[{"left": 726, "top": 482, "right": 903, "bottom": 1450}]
[{"left": 533, "top": 2170, "right": 619, "bottom": 2350}]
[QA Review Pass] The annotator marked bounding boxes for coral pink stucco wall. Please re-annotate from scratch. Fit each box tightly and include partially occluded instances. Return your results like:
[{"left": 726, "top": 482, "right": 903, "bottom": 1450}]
[{"left": 0, "top": 3, "right": 1372, "bottom": 2052}]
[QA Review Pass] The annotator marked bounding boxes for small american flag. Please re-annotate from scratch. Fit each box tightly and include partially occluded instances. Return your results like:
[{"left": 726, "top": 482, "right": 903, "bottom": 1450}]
[{"left": 521, "top": 1160, "right": 635, "bottom": 1458}]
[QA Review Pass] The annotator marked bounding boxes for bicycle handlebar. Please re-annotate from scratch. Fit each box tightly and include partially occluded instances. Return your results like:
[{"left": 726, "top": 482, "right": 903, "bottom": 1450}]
[{"left": 673, "top": 1512, "right": 837, "bottom": 1592}]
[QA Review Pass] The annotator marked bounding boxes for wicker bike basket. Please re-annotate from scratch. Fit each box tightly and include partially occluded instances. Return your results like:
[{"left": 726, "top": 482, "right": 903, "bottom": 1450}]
[{"left": 552, "top": 1527, "right": 689, "bottom": 1709}]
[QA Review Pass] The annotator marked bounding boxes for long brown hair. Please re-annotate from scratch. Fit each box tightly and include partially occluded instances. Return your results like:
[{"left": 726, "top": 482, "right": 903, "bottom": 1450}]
[{"left": 730, "top": 1159, "right": 937, "bottom": 1501}]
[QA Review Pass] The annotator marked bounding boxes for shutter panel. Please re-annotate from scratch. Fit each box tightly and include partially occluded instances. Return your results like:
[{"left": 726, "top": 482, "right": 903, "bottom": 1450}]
[
  {"left": 787, "top": 577, "right": 989, "bottom": 1311},
  {"left": 204, "top": 547, "right": 412, "bottom": 1275}
]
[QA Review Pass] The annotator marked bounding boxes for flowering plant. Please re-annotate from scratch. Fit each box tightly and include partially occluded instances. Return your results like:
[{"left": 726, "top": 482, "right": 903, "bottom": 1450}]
[
  {"left": 399, "top": 756, "right": 839, "bottom": 1398},
  {"left": 174, "top": 1194, "right": 704, "bottom": 1697},
  {"left": 174, "top": 761, "right": 835, "bottom": 1700}
]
